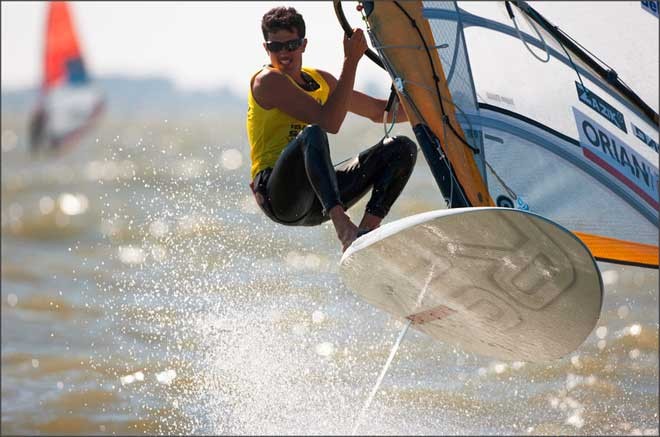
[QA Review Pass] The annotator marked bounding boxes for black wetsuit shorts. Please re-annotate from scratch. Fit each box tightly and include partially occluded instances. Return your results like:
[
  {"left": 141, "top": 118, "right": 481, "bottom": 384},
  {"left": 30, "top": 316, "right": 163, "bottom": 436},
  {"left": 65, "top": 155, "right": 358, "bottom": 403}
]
[{"left": 251, "top": 124, "right": 417, "bottom": 226}]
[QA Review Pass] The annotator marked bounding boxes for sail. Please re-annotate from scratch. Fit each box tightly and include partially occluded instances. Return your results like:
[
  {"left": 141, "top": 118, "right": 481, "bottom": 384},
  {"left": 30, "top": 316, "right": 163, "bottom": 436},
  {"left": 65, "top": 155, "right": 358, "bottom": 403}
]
[
  {"left": 30, "top": 1, "right": 104, "bottom": 154},
  {"left": 343, "top": 0, "right": 658, "bottom": 268}
]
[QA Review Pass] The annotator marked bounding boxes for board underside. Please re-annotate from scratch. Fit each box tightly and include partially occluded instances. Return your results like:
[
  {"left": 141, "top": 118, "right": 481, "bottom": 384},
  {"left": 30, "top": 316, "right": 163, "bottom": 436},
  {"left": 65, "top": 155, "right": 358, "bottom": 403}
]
[{"left": 340, "top": 207, "right": 603, "bottom": 362}]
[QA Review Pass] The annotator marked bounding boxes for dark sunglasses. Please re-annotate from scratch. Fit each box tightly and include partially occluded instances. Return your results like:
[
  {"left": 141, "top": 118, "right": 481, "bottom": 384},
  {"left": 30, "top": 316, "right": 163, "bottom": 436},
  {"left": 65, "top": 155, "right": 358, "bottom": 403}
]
[{"left": 265, "top": 38, "right": 304, "bottom": 53}]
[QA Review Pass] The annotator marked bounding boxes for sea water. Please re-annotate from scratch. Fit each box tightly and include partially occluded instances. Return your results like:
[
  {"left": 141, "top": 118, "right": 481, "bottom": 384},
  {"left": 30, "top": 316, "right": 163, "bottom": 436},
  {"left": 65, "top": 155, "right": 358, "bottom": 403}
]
[{"left": 2, "top": 112, "right": 658, "bottom": 435}]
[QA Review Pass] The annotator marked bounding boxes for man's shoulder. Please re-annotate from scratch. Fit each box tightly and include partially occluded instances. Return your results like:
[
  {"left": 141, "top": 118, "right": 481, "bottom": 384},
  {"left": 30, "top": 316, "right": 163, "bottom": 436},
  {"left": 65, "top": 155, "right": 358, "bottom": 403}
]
[
  {"left": 253, "top": 67, "right": 286, "bottom": 89},
  {"left": 251, "top": 68, "right": 290, "bottom": 108}
]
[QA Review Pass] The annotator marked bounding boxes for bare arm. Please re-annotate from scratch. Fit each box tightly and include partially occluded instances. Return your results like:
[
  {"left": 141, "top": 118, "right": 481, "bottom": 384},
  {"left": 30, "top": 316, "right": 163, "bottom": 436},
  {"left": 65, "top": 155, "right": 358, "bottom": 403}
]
[
  {"left": 350, "top": 90, "right": 409, "bottom": 123},
  {"left": 318, "top": 70, "right": 409, "bottom": 124},
  {"left": 252, "top": 30, "right": 368, "bottom": 134}
]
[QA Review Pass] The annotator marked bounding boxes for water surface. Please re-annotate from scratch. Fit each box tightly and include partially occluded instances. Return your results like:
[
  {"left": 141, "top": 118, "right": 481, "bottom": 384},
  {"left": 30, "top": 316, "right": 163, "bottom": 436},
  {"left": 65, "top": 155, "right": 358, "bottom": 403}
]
[{"left": 2, "top": 112, "right": 658, "bottom": 435}]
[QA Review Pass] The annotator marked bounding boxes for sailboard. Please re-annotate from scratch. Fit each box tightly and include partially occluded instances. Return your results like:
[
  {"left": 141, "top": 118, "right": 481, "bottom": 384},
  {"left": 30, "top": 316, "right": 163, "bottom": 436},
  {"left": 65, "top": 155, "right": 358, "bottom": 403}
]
[
  {"left": 340, "top": 207, "right": 603, "bottom": 362},
  {"left": 335, "top": 0, "right": 658, "bottom": 360},
  {"left": 29, "top": 1, "right": 105, "bottom": 154}
]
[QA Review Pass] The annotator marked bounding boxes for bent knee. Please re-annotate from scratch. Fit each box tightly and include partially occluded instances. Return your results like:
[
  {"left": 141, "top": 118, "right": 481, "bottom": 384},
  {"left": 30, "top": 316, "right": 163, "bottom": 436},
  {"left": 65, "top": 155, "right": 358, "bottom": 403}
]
[
  {"left": 387, "top": 136, "right": 418, "bottom": 166},
  {"left": 301, "top": 124, "right": 328, "bottom": 145}
]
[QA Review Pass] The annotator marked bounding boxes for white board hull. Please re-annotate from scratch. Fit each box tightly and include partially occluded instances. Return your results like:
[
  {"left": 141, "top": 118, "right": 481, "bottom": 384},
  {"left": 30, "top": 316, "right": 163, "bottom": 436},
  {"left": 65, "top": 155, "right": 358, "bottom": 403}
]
[{"left": 340, "top": 207, "right": 603, "bottom": 362}]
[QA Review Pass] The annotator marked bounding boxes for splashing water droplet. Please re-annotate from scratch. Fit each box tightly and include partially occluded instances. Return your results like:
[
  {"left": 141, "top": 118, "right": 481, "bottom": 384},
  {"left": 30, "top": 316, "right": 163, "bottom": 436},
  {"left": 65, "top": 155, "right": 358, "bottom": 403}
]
[
  {"left": 39, "top": 196, "right": 55, "bottom": 214},
  {"left": 156, "top": 369, "right": 177, "bottom": 385},
  {"left": 494, "top": 363, "right": 508, "bottom": 374},
  {"left": 149, "top": 219, "right": 169, "bottom": 238},
  {"left": 58, "top": 193, "right": 88, "bottom": 215},
  {"left": 118, "top": 246, "right": 146, "bottom": 265},
  {"left": 7, "top": 294, "right": 18, "bottom": 307},
  {"left": 570, "top": 355, "right": 582, "bottom": 369},
  {"left": 311, "top": 310, "right": 325, "bottom": 324},
  {"left": 1, "top": 129, "right": 18, "bottom": 152},
  {"left": 221, "top": 148, "right": 243, "bottom": 170},
  {"left": 601, "top": 269, "right": 618, "bottom": 285},
  {"left": 315, "top": 342, "right": 335, "bottom": 357},
  {"left": 629, "top": 324, "right": 642, "bottom": 336},
  {"left": 617, "top": 305, "right": 630, "bottom": 319}
]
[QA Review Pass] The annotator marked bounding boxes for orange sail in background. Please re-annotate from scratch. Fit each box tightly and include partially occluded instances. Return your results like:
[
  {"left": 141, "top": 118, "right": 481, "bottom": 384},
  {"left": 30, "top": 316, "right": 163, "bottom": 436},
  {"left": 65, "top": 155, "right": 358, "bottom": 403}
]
[
  {"left": 44, "top": 2, "right": 83, "bottom": 88},
  {"left": 30, "top": 1, "right": 104, "bottom": 154}
]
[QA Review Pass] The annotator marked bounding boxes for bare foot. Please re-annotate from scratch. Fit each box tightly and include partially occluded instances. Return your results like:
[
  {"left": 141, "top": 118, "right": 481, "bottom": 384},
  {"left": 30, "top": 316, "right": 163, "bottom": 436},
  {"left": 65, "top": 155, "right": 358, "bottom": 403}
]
[
  {"left": 356, "top": 227, "right": 373, "bottom": 238},
  {"left": 329, "top": 206, "right": 359, "bottom": 252},
  {"left": 358, "top": 213, "right": 382, "bottom": 233},
  {"left": 338, "top": 222, "right": 358, "bottom": 252}
]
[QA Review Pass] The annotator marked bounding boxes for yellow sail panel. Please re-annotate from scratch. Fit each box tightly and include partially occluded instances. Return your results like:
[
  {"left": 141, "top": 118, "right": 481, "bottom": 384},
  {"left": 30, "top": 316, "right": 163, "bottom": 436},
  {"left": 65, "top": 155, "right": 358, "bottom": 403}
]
[
  {"left": 365, "top": 0, "right": 493, "bottom": 207},
  {"left": 574, "top": 232, "right": 659, "bottom": 269}
]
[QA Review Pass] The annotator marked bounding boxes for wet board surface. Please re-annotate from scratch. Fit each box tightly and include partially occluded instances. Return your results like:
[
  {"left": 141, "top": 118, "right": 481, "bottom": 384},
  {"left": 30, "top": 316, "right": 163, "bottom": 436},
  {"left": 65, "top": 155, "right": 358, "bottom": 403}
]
[{"left": 340, "top": 207, "right": 603, "bottom": 362}]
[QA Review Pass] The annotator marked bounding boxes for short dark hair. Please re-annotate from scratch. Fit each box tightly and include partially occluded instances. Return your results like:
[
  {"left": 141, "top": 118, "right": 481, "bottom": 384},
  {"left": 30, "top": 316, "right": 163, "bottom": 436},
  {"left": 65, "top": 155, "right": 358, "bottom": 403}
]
[{"left": 261, "top": 6, "right": 306, "bottom": 40}]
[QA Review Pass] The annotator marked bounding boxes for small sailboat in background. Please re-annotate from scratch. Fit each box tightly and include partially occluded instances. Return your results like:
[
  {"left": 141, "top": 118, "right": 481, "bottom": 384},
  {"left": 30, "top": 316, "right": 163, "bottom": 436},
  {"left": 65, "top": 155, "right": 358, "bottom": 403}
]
[{"left": 29, "top": 1, "right": 105, "bottom": 155}]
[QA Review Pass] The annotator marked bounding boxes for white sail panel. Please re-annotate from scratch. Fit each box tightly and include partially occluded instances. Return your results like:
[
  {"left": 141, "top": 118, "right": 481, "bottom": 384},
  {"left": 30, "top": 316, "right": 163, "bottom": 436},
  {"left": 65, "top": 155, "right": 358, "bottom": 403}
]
[
  {"left": 420, "top": 1, "right": 658, "bottom": 245},
  {"left": 39, "top": 84, "right": 103, "bottom": 146}
]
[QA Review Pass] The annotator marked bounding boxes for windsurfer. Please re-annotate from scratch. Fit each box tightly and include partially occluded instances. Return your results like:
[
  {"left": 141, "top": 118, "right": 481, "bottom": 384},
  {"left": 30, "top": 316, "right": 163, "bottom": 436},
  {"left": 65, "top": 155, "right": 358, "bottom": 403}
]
[
  {"left": 247, "top": 6, "right": 417, "bottom": 251},
  {"left": 29, "top": 105, "right": 47, "bottom": 153}
]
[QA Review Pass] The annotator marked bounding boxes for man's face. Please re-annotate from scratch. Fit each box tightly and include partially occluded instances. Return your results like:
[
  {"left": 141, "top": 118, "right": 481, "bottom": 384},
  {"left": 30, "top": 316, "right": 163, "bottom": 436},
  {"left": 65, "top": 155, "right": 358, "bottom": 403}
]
[{"left": 264, "top": 28, "right": 307, "bottom": 75}]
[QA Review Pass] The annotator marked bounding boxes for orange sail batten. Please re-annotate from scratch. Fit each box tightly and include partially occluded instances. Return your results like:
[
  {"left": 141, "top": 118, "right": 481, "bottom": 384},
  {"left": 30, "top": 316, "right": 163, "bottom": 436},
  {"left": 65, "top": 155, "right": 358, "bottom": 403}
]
[{"left": 575, "top": 232, "right": 659, "bottom": 269}]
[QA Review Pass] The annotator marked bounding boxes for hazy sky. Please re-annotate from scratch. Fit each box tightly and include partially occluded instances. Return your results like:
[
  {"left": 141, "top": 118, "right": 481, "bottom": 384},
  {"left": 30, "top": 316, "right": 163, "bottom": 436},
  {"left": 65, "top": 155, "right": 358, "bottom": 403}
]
[
  {"left": 1, "top": 1, "right": 389, "bottom": 95},
  {"left": 2, "top": 1, "right": 658, "bottom": 106}
]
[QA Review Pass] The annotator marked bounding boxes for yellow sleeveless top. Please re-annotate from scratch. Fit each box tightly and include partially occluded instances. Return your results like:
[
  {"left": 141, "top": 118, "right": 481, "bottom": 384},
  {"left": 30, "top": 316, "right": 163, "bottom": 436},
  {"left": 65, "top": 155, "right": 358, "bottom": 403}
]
[{"left": 247, "top": 66, "right": 330, "bottom": 179}]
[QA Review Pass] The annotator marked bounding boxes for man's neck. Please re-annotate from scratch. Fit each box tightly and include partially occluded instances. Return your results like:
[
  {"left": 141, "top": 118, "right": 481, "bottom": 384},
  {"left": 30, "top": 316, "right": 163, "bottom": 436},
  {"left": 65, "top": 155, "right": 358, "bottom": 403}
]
[{"left": 269, "top": 64, "right": 315, "bottom": 90}]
